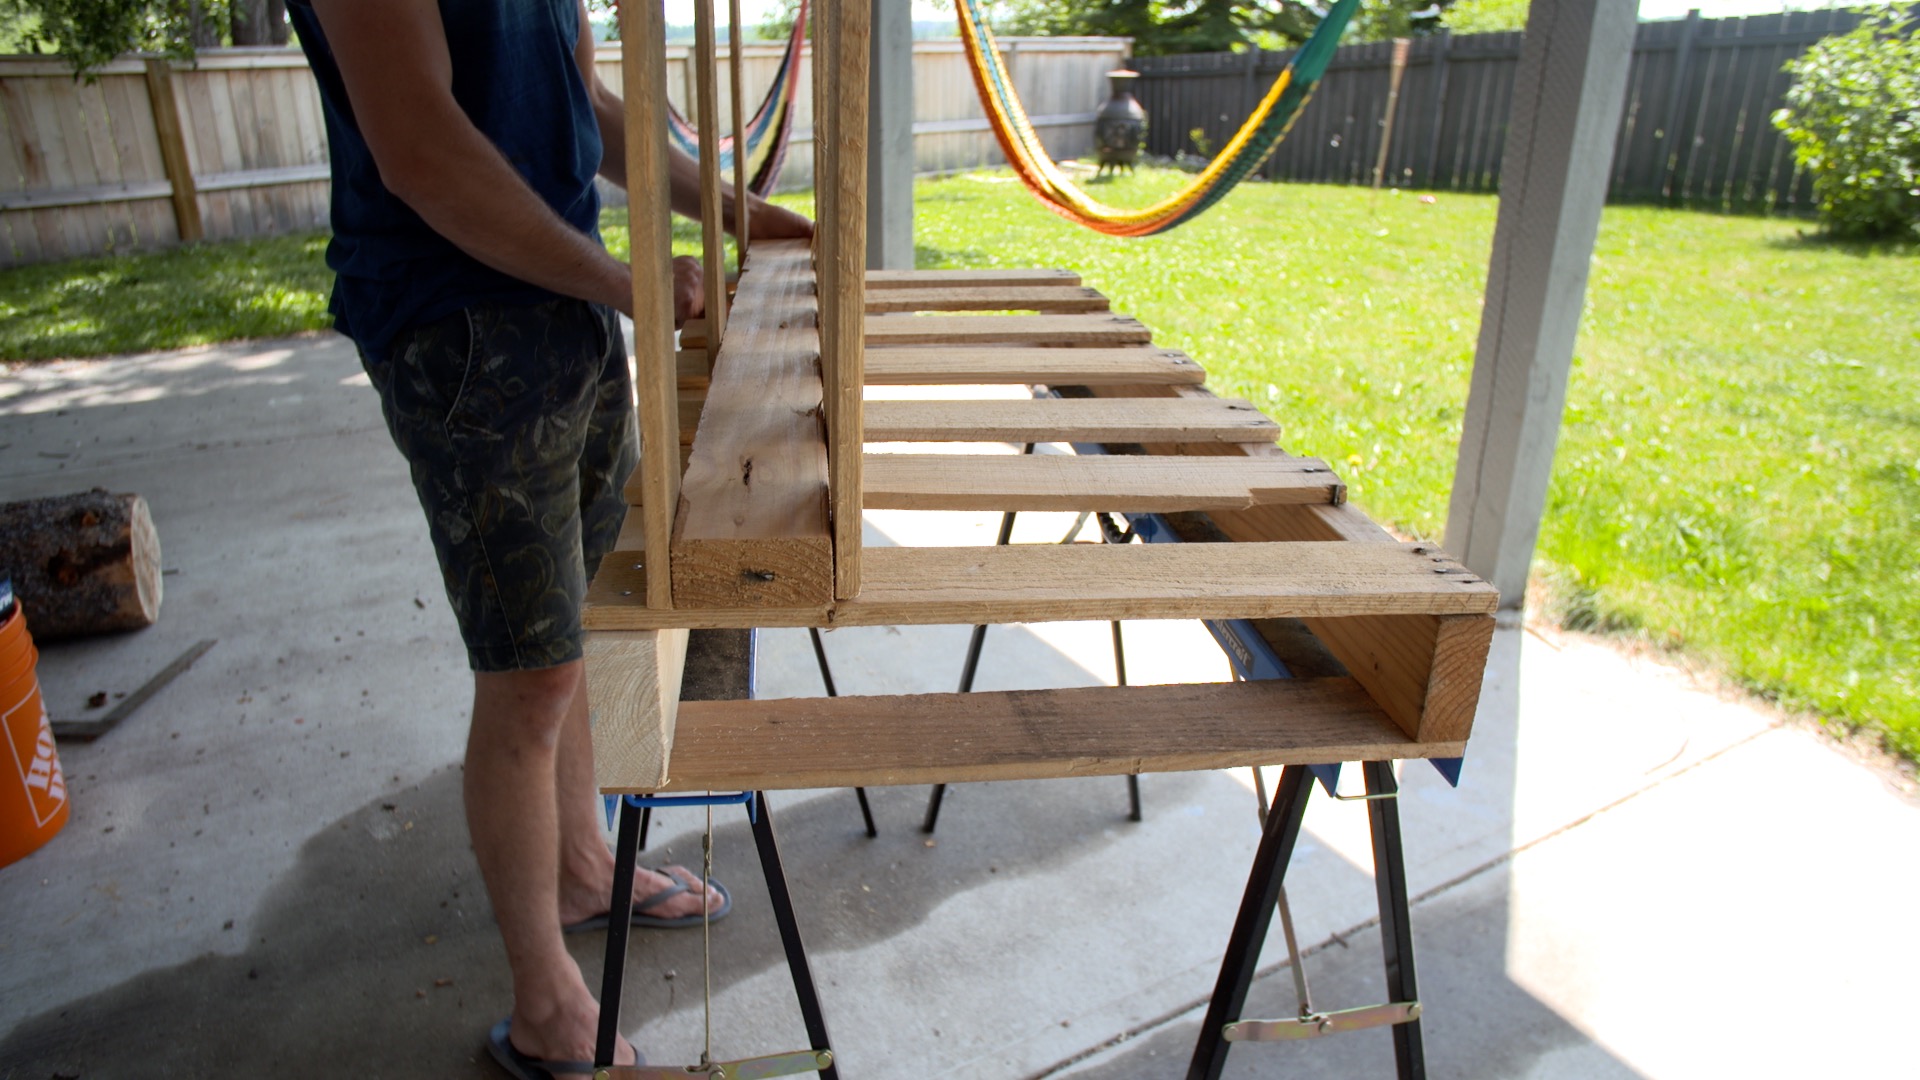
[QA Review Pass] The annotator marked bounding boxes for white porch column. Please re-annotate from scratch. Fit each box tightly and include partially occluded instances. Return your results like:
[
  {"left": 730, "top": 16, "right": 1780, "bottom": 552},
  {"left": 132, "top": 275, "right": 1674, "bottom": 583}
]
[
  {"left": 866, "top": 0, "right": 914, "bottom": 269},
  {"left": 1445, "top": 0, "right": 1639, "bottom": 610}
]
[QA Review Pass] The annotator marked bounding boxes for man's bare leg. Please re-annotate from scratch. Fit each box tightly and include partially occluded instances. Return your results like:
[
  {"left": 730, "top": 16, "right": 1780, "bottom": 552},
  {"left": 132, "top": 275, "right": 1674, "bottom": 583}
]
[
  {"left": 466, "top": 663, "right": 635, "bottom": 1068},
  {"left": 552, "top": 662, "right": 718, "bottom": 926}
]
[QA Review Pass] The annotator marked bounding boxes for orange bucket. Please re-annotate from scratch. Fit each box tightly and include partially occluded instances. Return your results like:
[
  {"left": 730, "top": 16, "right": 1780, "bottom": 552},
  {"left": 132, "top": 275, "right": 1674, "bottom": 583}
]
[{"left": 0, "top": 603, "right": 70, "bottom": 868}]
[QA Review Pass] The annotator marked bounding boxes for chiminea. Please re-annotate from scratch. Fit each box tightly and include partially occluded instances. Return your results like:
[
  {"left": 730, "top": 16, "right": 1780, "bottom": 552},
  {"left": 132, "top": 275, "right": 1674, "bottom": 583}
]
[{"left": 1094, "top": 70, "right": 1147, "bottom": 177}]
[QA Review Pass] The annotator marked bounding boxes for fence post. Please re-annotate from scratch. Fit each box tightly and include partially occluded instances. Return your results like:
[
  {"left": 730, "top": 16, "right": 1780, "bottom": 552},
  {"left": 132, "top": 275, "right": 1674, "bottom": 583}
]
[
  {"left": 866, "top": 0, "right": 913, "bottom": 269},
  {"left": 1658, "top": 8, "right": 1701, "bottom": 200},
  {"left": 1420, "top": 30, "right": 1451, "bottom": 187},
  {"left": 143, "top": 59, "right": 203, "bottom": 243}
]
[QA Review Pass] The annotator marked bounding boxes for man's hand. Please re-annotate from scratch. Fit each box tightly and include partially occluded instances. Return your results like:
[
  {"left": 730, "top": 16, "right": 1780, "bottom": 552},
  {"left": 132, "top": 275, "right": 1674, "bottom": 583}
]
[
  {"left": 673, "top": 256, "right": 704, "bottom": 328},
  {"left": 752, "top": 201, "right": 815, "bottom": 240}
]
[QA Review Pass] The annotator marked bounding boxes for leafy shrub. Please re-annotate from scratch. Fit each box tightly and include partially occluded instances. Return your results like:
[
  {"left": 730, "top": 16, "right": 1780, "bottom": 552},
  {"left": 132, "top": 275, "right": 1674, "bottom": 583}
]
[{"left": 1772, "top": 16, "right": 1920, "bottom": 240}]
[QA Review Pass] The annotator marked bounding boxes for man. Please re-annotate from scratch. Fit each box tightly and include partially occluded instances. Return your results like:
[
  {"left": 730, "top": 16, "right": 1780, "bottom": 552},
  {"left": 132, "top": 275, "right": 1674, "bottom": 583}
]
[{"left": 283, "top": 1, "right": 812, "bottom": 1074}]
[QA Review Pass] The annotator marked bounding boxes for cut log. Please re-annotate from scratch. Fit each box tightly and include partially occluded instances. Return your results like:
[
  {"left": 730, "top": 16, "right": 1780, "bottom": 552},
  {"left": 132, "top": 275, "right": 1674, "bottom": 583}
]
[{"left": 0, "top": 490, "right": 162, "bottom": 640}]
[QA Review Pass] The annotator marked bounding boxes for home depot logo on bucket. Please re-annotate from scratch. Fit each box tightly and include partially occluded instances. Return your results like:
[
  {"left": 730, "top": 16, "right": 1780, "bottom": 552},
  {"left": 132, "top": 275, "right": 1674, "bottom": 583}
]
[{"left": 5, "top": 690, "right": 66, "bottom": 826}]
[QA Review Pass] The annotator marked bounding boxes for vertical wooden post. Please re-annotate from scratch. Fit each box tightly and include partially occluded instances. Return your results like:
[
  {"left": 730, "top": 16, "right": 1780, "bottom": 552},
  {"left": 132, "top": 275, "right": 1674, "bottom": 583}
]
[
  {"left": 621, "top": 0, "right": 682, "bottom": 610},
  {"left": 1372, "top": 38, "right": 1411, "bottom": 193},
  {"left": 823, "top": 0, "right": 868, "bottom": 599},
  {"left": 866, "top": 0, "right": 913, "bottom": 269},
  {"left": 1444, "top": 0, "right": 1637, "bottom": 610},
  {"left": 728, "top": 0, "right": 750, "bottom": 258},
  {"left": 143, "top": 59, "right": 203, "bottom": 243},
  {"left": 693, "top": 0, "right": 728, "bottom": 348}
]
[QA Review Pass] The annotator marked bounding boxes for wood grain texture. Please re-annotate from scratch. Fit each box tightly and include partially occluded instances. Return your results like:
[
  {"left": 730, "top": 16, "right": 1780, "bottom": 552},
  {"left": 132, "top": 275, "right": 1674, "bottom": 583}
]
[
  {"left": 604, "top": 677, "right": 1462, "bottom": 793},
  {"left": 671, "top": 237, "right": 832, "bottom": 608},
  {"left": 863, "top": 397, "right": 1279, "bottom": 445},
  {"left": 586, "top": 628, "right": 689, "bottom": 791},
  {"left": 865, "top": 313, "right": 1152, "bottom": 347},
  {"left": 1075, "top": 382, "right": 1497, "bottom": 741},
  {"left": 681, "top": 312, "right": 1151, "bottom": 350},
  {"left": 142, "top": 60, "right": 201, "bottom": 242},
  {"left": 621, "top": 0, "right": 682, "bottom": 609},
  {"left": 862, "top": 453, "right": 1342, "bottom": 511},
  {"left": 691, "top": 0, "right": 728, "bottom": 349},
  {"left": 823, "top": 0, "right": 870, "bottom": 600},
  {"left": 864, "top": 268, "right": 1081, "bottom": 289},
  {"left": 864, "top": 347, "right": 1204, "bottom": 386},
  {"left": 865, "top": 285, "right": 1110, "bottom": 314},
  {"left": 583, "top": 541, "right": 1497, "bottom": 630}
]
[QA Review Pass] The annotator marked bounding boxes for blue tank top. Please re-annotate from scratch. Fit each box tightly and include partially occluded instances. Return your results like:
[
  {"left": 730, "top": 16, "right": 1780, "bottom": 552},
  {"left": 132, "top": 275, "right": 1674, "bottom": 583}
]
[{"left": 287, "top": 0, "right": 604, "bottom": 358}]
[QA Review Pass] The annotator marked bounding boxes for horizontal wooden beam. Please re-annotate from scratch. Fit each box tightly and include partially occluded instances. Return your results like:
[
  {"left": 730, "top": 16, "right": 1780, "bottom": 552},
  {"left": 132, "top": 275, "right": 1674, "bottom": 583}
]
[
  {"left": 863, "top": 397, "right": 1279, "bottom": 445},
  {"left": 862, "top": 453, "right": 1343, "bottom": 511},
  {"left": 865, "top": 347, "right": 1204, "bottom": 386},
  {"left": 583, "top": 540, "right": 1498, "bottom": 630},
  {"left": 864, "top": 268, "right": 1081, "bottom": 289},
  {"left": 679, "top": 312, "right": 1151, "bottom": 350},
  {"left": 865, "top": 285, "right": 1110, "bottom": 314},
  {"left": 609, "top": 677, "right": 1461, "bottom": 793}
]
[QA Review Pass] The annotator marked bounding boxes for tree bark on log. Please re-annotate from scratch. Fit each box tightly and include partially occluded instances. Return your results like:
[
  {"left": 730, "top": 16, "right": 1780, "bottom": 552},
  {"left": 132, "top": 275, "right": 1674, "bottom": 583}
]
[{"left": 0, "top": 490, "right": 162, "bottom": 641}]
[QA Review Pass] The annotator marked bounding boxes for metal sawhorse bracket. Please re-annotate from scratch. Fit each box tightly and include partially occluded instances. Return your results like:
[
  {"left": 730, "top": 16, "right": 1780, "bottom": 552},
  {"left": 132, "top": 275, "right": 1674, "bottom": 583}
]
[{"left": 594, "top": 629, "right": 840, "bottom": 1079}]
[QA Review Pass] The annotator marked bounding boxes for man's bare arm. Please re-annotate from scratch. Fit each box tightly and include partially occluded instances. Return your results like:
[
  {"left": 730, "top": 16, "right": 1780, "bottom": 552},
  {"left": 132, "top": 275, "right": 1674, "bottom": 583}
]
[
  {"left": 572, "top": 3, "right": 812, "bottom": 241},
  {"left": 312, "top": 0, "right": 633, "bottom": 314}
]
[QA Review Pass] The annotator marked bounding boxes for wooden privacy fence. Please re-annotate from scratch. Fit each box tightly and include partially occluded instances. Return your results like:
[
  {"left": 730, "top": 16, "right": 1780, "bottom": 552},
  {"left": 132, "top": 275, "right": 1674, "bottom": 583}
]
[
  {"left": 1132, "top": 7, "right": 1885, "bottom": 211},
  {"left": 0, "top": 36, "right": 1129, "bottom": 268}
]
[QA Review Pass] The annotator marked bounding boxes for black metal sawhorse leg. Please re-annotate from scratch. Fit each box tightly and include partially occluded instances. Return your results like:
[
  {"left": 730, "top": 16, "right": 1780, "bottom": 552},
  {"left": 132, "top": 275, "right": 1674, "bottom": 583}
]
[
  {"left": 596, "top": 792, "right": 841, "bottom": 1078},
  {"left": 1187, "top": 761, "right": 1425, "bottom": 1080}
]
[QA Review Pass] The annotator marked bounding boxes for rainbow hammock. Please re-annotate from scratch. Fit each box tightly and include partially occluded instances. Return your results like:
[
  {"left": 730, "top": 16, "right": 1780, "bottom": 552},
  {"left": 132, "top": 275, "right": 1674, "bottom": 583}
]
[
  {"left": 955, "top": 0, "right": 1358, "bottom": 236},
  {"left": 665, "top": 0, "right": 809, "bottom": 197}
]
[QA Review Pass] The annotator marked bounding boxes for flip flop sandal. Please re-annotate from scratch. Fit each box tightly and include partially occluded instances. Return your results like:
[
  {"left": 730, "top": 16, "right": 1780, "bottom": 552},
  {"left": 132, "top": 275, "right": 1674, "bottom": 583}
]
[
  {"left": 561, "top": 868, "right": 733, "bottom": 934},
  {"left": 487, "top": 1017, "right": 643, "bottom": 1079}
]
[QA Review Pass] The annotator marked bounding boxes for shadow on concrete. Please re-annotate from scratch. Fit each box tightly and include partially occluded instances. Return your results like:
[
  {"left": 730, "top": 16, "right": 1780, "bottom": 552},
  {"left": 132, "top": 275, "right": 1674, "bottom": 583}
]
[
  {"left": 0, "top": 752, "right": 1202, "bottom": 1078},
  {"left": 1061, "top": 862, "right": 1649, "bottom": 1080}
]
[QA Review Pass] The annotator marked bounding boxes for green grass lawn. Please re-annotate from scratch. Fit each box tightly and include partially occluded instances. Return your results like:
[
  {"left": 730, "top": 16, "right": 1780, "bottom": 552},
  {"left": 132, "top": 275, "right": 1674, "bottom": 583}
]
[{"left": 6, "top": 172, "right": 1915, "bottom": 758}]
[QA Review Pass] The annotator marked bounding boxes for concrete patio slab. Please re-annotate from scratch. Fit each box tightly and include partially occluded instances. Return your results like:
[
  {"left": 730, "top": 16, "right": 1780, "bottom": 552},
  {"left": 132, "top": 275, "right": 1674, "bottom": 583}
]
[{"left": 2, "top": 335, "right": 1914, "bottom": 1079}]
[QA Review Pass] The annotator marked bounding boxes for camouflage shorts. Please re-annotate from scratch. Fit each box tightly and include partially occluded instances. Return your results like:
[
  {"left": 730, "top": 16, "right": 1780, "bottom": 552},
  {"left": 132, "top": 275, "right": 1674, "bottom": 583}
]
[{"left": 364, "top": 298, "right": 638, "bottom": 672}]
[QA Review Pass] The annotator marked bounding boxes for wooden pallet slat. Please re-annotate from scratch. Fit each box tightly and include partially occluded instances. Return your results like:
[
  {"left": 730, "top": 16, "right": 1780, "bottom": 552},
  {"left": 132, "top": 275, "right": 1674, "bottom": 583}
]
[
  {"left": 862, "top": 453, "right": 1343, "bottom": 511},
  {"left": 863, "top": 397, "right": 1280, "bottom": 445},
  {"left": 679, "top": 311, "right": 1151, "bottom": 350},
  {"left": 864, "top": 267, "right": 1081, "bottom": 289},
  {"left": 865, "top": 346, "right": 1204, "bottom": 386},
  {"left": 623, "top": 677, "right": 1459, "bottom": 795},
  {"left": 584, "top": 540, "right": 1497, "bottom": 630},
  {"left": 864, "top": 285, "right": 1111, "bottom": 314}
]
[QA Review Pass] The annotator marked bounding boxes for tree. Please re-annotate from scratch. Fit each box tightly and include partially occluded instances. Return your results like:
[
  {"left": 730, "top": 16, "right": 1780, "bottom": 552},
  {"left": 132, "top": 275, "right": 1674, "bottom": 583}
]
[
  {"left": 0, "top": 0, "right": 286, "bottom": 76},
  {"left": 1443, "top": 0, "right": 1527, "bottom": 35},
  {"left": 1772, "top": 15, "right": 1920, "bottom": 240},
  {"left": 987, "top": 1, "right": 1454, "bottom": 55}
]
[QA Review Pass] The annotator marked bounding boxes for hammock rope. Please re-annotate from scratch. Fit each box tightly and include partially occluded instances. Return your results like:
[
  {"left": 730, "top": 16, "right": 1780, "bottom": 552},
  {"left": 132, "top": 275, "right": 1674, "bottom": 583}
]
[
  {"left": 664, "top": 0, "right": 809, "bottom": 196},
  {"left": 954, "top": 0, "right": 1359, "bottom": 236}
]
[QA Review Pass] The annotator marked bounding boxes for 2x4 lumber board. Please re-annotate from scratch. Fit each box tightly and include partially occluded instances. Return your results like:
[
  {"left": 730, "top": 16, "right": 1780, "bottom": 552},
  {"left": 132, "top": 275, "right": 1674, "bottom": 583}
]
[
  {"left": 692, "top": 0, "right": 728, "bottom": 349},
  {"left": 671, "top": 237, "right": 832, "bottom": 608},
  {"left": 864, "top": 347, "right": 1204, "bottom": 386},
  {"left": 582, "top": 541, "right": 1498, "bottom": 631},
  {"left": 1073, "top": 382, "right": 1496, "bottom": 743},
  {"left": 620, "top": 0, "right": 682, "bottom": 609},
  {"left": 862, "top": 453, "right": 1343, "bottom": 512},
  {"left": 863, "top": 397, "right": 1280, "bottom": 445},
  {"left": 587, "top": 627, "right": 690, "bottom": 791},
  {"left": 864, "top": 285, "right": 1110, "bottom": 314},
  {"left": 823, "top": 0, "right": 871, "bottom": 600},
  {"left": 865, "top": 268, "right": 1081, "bottom": 289},
  {"left": 611, "top": 677, "right": 1462, "bottom": 794}
]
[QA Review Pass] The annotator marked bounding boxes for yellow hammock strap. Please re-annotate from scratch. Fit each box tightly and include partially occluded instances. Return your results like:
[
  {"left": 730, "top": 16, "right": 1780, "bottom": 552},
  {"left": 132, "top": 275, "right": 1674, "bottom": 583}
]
[{"left": 956, "top": 0, "right": 1356, "bottom": 234}]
